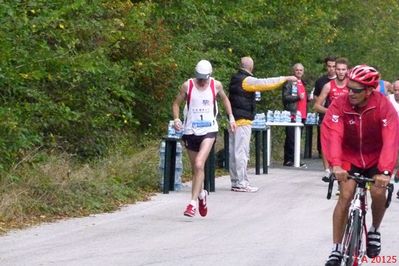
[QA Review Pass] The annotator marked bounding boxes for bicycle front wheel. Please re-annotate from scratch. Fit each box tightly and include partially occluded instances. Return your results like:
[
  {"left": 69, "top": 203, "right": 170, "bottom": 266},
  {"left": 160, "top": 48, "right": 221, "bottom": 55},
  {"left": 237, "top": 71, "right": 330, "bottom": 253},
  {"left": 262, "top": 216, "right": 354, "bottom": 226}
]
[{"left": 342, "top": 209, "right": 362, "bottom": 266}]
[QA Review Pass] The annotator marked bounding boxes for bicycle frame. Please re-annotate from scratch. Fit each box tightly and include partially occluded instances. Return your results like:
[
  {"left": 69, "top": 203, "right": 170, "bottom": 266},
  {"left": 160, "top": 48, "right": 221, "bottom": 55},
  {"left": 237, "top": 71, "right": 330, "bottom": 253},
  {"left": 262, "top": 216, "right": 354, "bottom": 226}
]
[
  {"left": 326, "top": 173, "right": 394, "bottom": 266},
  {"left": 341, "top": 182, "right": 368, "bottom": 266}
]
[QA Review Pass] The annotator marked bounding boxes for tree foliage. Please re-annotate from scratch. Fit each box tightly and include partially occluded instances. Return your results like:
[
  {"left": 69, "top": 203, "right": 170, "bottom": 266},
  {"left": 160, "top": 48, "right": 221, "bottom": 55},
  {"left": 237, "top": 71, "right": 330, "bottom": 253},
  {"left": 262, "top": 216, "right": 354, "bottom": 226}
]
[{"left": 1, "top": 0, "right": 399, "bottom": 172}]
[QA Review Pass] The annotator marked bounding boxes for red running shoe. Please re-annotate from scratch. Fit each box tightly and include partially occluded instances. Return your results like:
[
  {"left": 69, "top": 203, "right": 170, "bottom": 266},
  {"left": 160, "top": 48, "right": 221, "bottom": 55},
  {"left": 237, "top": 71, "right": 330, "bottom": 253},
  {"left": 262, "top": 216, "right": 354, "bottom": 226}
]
[
  {"left": 198, "top": 190, "right": 208, "bottom": 217},
  {"left": 183, "top": 204, "right": 196, "bottom": 217}
]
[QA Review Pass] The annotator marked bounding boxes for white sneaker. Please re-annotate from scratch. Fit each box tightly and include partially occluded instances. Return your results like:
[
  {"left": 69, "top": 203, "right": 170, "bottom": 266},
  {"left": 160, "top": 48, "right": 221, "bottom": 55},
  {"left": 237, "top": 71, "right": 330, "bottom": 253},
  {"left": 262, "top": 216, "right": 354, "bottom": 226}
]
[{"left": 231, "top": 185, "right": 259, "bottom": 193}]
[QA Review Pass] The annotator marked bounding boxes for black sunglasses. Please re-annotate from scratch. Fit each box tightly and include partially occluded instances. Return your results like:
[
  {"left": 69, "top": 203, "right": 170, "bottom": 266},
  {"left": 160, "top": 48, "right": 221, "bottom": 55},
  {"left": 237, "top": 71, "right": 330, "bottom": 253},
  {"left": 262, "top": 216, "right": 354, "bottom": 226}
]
[{"left": 348, "top": 86, "right": 365, "bottom": 93}]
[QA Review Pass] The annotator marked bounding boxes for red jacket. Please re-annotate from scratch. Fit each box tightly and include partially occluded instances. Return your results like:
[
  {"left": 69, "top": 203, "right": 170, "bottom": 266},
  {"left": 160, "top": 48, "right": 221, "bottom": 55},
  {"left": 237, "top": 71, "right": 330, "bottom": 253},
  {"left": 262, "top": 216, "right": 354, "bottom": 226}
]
[{"left": 321, "top": 91, "right": 399, "bottom": 173}]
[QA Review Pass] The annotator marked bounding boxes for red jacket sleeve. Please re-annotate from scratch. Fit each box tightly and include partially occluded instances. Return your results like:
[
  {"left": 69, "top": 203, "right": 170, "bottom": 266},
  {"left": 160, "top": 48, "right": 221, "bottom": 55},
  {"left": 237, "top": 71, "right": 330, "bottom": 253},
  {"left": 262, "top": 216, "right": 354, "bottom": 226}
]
[
  {"left": 321, "top": 98, "right": 345, "bottom": 167},
  {"left": 377, "top": 97, "right": 399, "bottom": 173}
]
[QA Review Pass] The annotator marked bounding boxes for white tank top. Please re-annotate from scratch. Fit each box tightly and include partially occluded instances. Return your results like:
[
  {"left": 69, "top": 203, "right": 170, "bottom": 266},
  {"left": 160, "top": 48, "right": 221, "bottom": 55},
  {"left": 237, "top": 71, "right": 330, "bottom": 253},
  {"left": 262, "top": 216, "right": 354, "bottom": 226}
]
[{"left": 183, "top": 78, "right": 219, "bottom": 135}]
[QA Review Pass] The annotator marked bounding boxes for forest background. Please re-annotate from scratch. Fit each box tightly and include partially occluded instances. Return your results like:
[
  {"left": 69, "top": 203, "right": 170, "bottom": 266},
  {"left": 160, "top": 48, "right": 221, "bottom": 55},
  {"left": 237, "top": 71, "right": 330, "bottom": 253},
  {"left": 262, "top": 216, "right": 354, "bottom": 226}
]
[{"left": 1, "top": 0, "right": 399, "bottom": 231}]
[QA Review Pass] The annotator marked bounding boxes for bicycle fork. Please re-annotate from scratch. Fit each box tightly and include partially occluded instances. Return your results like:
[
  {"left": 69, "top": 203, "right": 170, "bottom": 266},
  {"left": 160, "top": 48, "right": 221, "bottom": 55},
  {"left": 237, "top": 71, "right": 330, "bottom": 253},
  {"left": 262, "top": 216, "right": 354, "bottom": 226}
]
[{"left": 342, "top": 187, "right": 368, "bottom": 266}]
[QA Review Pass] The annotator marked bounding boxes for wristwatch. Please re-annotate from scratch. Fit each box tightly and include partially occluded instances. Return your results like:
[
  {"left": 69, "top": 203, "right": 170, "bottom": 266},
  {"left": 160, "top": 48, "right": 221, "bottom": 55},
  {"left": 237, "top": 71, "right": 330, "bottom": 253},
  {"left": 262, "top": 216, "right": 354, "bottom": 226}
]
[{"left": 382, "top": 170, "right": 391, "bottom": 176}]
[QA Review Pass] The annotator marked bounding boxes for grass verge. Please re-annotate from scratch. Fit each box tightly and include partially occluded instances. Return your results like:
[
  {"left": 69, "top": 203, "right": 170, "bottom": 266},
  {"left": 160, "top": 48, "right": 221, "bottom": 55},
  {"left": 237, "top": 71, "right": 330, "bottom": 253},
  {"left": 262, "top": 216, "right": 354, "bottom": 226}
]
[{"left": 0, "top": 138, "right": 160, "bottom": 234}]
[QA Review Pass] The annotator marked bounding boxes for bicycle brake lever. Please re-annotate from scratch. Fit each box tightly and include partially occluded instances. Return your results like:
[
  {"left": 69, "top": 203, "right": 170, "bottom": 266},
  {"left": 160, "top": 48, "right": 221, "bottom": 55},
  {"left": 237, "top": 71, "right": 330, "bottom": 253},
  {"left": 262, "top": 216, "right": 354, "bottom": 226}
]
[{"left": 326, "top": 174, "right": 334, "bottom": 200}]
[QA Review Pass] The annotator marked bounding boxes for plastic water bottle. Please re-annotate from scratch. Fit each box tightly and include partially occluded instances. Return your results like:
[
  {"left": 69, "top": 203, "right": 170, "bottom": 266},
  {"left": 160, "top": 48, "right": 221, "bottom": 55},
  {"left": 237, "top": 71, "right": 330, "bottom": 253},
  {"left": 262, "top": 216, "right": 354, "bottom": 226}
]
[
  {"left": 259, "top": 113, "right": 266, "bottom": 128},
  {"left": 282, "top": 111, "right": 290, "bottom": 123},
  {"left": 174, "top": 142, "right": 183, "bottom": 190},
  {"left": 280, "top": 111, "right": 285, "bottom": 122},
  {"left": 252, "top": 113, "right": 265, "bottom": 128},
  {"left": 159, "top": 141, "right": 183, "bottom": 191},
  {"left": 292, "top": 82, "right": 298, "bottom": 96},
  {"left": 296, "top": 111, "right": 302, "bottom": 123},
  {"left": 258, "top": 112, "right": 265, "bottom": 121},
  {"left": 252, "top": 114, "right": 258, "bottom": 128},
  {"left": 175, "top": 129, "right": 183, "bottom": 138},
  {"left": 273, "top": 110, "right": 281, "bottom": 122},
  {"left": 159, "top": 141, "right": 166, "bottom": 189},
  {"left": 307, "top": 113, "right": 313, "bottom": 124},
  {"left": 168, "top": 120, "right": 175, "bottom": 137},
  {"left": 175, "top": 121, "right": 183, "bottom": 138},
  {"left": 255, "top": 91, "right": 261, "bottom": 101},
  {"left": 267, "top": 110, "right": 274, "bottom": 122},
  {"left": 311, "top": 113, "right": 316, "bottom": 124}
]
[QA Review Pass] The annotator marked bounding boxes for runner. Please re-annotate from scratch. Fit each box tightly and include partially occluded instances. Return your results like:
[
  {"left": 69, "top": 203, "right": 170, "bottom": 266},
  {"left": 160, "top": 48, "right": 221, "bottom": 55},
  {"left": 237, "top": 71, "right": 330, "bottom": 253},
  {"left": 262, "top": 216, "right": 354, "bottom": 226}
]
[{"left": 172, "top": 59, "right": 236, "bottom": 217}]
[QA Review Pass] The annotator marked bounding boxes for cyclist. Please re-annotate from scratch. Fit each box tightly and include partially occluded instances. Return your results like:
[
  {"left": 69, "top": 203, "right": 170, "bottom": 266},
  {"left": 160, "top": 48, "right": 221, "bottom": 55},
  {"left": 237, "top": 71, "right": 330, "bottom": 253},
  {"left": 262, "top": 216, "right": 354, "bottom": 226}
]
[{"left": 321, "top": 65, "right": 399, "bottom": 266}]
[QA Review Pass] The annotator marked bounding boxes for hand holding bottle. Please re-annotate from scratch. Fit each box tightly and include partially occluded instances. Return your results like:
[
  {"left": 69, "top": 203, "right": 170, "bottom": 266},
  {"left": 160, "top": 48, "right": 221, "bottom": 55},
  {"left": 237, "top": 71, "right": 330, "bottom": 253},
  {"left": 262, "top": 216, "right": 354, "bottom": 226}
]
[
  {"left": 285, "top": 76, "right": 298, "bottom": 82},
  {"left": 174, "top": 118, "right": 183, "bottom": 131}
]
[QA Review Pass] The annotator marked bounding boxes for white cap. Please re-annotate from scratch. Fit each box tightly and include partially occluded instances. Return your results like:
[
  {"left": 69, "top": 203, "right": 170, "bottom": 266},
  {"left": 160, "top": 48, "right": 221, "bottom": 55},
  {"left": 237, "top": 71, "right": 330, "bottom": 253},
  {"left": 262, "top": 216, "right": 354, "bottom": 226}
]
[{"left": 195, "top": 60, "right": 212, "bottom": 80}]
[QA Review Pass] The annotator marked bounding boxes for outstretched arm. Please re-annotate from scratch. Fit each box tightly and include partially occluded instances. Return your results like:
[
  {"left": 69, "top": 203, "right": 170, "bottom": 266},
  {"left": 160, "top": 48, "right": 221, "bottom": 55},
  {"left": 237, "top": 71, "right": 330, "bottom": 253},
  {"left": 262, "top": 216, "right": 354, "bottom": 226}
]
[{"left": 242, "top": 76, "right": 297, "bottom": 92}]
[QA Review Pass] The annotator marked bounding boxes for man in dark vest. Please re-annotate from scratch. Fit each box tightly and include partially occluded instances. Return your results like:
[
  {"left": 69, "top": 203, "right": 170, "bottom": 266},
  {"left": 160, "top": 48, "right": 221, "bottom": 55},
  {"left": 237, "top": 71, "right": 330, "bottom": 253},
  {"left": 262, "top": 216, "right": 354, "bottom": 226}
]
[{"left": 228, "top": 56, "right": 296, "bottom": 192}]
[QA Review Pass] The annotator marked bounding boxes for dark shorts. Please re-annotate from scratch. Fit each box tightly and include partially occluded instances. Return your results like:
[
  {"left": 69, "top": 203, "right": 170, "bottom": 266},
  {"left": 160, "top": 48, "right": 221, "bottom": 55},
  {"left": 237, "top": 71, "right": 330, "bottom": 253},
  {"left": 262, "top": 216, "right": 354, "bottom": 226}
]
[
  {"left": 346, "top": 164, "right": 379, "bottom": 178},
  {"left": 182, "top": 132, "right": 217, "bottom": 152}
]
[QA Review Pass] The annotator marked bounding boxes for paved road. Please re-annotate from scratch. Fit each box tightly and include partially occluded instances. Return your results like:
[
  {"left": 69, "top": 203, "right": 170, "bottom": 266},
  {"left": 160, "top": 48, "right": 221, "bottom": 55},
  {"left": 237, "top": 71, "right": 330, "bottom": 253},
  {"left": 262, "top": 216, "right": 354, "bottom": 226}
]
[{"left": 1, "top": 161, "right": 398, "bottom": 266}]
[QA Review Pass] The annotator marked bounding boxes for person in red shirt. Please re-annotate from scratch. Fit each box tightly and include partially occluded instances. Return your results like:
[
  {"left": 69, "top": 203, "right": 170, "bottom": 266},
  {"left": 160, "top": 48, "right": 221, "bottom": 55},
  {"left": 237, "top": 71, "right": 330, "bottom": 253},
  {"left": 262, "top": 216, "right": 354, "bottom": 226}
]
[
  {"left": 313, "top": 56, "right": 337, "bottom": 160},
  {"left": 321, "top": 65, "right": 399, "bottom": 266},
  {"left": 314, "top": 57, "right": 349, "bottom": 182}
]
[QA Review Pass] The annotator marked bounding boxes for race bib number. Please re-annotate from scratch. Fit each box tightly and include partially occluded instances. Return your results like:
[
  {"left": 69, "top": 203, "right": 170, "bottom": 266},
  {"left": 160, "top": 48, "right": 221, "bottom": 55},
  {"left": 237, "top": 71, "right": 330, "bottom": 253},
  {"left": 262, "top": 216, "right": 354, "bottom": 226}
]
[{"left": 192, "top": 120, "right": 212, "bottom": 128}]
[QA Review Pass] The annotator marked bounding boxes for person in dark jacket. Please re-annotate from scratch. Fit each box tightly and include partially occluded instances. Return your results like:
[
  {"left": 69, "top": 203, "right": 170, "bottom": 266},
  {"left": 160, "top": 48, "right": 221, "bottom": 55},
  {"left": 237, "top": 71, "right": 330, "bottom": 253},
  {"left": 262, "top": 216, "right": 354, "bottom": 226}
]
[
  {"left": 228, "top": 56, "right": 296, "bottom": 192},
  {"left": 282, "top": 63, "right": 307, "bottom": 167}
]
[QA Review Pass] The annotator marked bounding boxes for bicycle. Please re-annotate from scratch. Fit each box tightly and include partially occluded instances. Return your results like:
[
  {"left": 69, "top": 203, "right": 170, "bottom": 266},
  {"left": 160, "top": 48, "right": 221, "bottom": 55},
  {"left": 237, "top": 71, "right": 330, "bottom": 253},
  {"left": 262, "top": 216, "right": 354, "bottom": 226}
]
[{"left": 326, "top": 173, "right": 394, "bottom": 266}]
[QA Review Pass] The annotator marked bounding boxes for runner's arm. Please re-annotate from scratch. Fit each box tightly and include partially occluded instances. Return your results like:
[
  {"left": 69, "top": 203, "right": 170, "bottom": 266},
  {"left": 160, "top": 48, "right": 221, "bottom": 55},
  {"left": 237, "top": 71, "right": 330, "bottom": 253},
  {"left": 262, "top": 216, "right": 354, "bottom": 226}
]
[
  {"left": 216, "top": 81, "right": 236, "bottom": 132},
  {"left": 172, "top": 82, "right": 188, "bottom": 129},
  {"left": 321, "top": 99, "right": 344, "bottom": 168},
  {"left": 314, "top": 83, "right": 330, "bottom": 113}
]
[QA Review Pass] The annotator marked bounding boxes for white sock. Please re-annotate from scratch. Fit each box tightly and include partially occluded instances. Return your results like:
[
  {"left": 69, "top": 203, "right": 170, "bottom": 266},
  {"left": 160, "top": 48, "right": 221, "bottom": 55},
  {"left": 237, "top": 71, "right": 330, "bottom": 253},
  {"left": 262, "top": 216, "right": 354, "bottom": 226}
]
[
  {"left": 198, "top": 190, "right": 206, "bottom": 200},
  {"left": 332, "top": 243, "right": 342, "bottom": 252},
  {"left": 369, "top": 225, "right": 379, "bottom": 233},
  {"left": 190, "top": 200, "right": 197, "bottom": 207}
]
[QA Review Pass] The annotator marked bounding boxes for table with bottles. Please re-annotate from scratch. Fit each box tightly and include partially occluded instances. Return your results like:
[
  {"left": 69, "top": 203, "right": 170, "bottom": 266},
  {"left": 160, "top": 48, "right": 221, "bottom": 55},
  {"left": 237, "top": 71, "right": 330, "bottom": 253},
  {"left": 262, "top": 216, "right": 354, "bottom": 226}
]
[
  {"left": 303, "top": 114, "right": 319, "bottom": 159},
  {"left": 254, "top": 110, "right": 309, "bottom": 168},
  {"left": 254, "top": 111, "right": 303, "bottom": 167},
  {"left": 264, "top": 110, "right": 319, "bottom": 166}
]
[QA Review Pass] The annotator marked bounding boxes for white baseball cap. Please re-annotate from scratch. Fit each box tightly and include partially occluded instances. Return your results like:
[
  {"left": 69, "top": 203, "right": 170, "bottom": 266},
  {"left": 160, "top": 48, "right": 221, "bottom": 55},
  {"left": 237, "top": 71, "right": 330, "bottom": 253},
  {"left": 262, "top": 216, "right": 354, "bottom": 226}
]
[{"left": 195, "top": 60, "right": 212, "bottom": 80}]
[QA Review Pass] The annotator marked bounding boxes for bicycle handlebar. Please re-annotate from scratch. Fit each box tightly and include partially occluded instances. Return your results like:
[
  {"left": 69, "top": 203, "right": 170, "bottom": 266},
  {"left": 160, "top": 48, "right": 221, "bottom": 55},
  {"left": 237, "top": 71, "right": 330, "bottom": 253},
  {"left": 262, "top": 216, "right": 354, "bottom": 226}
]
[{"left": 326, "top": 173, "right": 394, "bottom": 208}]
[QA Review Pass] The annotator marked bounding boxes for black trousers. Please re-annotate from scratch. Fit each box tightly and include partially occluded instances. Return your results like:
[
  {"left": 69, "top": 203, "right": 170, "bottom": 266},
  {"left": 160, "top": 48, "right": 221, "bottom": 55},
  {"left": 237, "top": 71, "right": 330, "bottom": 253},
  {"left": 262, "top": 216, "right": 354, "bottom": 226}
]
[{"left": 284, "top": 126, "right": 295, "bottom": 163}]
